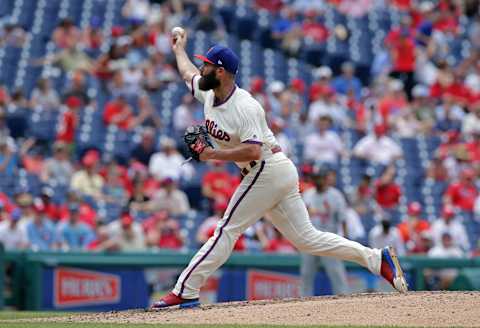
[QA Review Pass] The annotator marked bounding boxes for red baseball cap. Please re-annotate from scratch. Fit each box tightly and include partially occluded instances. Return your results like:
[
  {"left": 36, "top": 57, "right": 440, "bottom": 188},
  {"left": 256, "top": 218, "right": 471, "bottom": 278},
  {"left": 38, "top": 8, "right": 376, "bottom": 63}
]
[
  {"left": 121, "top": 213, "right": 134, "bottom": 226},
  {"left": 446, "top": 130, "right": 460, "bottom": 143},
  {"left": 66, "top": 96, "right": 82, "bottom": 108},
  {"left": 250, "top": 77, "right": 264, "bottom": 93},
  {"left": 442, "top": 204, "right": 455, "bottom": 219},
  {"left": 374, "top": 124, "right": 387, "bottom": 136},
  {"left": 290, "top": 78, "right": 305, "bottom": 93},
  {"left": 301, "top": 163, "right": 313, "bottom": 175},
  {"left": 407, "top": 202, "right": 422, "bottom": 216},
  {"left": 82, "top": 149, "right": 100, "bottom": 167},
  {"left": 161, "top": 177, "right": 174, "bottom": 185},
  {"left": 111, "top": 26, "right": 124, "bottom": 37}
]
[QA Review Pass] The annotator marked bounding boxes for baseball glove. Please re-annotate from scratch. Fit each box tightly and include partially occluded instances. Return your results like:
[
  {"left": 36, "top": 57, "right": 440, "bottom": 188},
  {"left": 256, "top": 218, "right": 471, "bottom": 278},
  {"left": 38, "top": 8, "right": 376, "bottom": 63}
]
[{"left": 184, "top": 125, "right": 214, "bottom": 161}]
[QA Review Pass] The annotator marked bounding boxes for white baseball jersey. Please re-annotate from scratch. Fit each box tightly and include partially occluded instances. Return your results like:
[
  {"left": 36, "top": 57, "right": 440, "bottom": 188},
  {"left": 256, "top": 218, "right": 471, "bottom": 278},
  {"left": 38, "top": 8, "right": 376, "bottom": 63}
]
[
  {"left": 187, "top": 74, "right": 278, "bottom": 169},
  {"left": 171, "top": 73, "right": 383, "bottom": 300}
]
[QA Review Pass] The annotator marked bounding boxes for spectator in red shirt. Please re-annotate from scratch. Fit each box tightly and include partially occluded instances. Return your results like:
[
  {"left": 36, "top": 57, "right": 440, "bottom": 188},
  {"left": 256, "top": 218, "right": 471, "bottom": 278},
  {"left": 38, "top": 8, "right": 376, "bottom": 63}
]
[
  {"left": 156, "top": 219, "right": 183, "bottom": 249},
  {"left": 142, "top": 210, "right": 167, "bottom": 234},
  {"left": 249, "top": 77, "right": 270, "bottom": 113},
  {"left": 260, "top": 227, "right": 296, "bottom": 254},
  {"left": 145, "top": 211, "right": 183, "bottom": 249},
  {"left": 377, "top": 79, "right": 408, "bottom": 124},
  {"left": 309, "top": 66, "right": 333, "bottom": 102},
  {"left": 0, "top": 192, "right": 14, "bottom": 214},
  {"left": 302, "top": 10, "right": 328, "bottom": 44},
  {"left": 385, "top": 14, "right": 415, "bottom": 45},
  {"left": 58, "top": 191, "right": 97, "bottom": 228},
  {"left": 444, "top": 167, "right": 479, "bottom": 213},
  {"left": 87, "top": 222, "right": 111, "bottom": 251},
  {"left": 299, "top": 163, "right": 315, "bottom": 194},
  {"left": 39, "top": 187, "right": 60, "bottom": 222},
  {"left": 390, "top": 0, "right": 412, "bottom": 10},
  {"left": 465, "top": 130, "right": 480, "bottom": 164},
  {"left": 397, "top": 202, "right": 431, "bottom": 254},
  {"left": 0, "top": 201, "right": 9, "bottom": 222},
  {"left": 57, "top": 96, "right": 82, "bottom": 145},
  {"left": 431, "top": 72, "right": 471, "bottom": 108},
  {"left": 357, "top": 173, "right": 373, "bottom": 198},
  {"left": 434, "top": 2, "right": 459, "bottom": 35},
  {"left": 20, "top": 141, "right": 45, "bottom": 176},
  {"left": 202, "top": 160, "right": 240, "bottom": 208},
  {"left": 387, "top": 29, "right": 416, "bottom": 98},
  {"left": 0, "top": 83, "right": 10, "bottom": 107},
  {"left": 255, "top": 0, "right": 283, "bottom": 12},
  {"left": 436, "top": 130, "right": 461, "bottom": 160},
  {"left": 103, "top": 95, "right": 135, "bottom": 130},
  {"left": 390, "top": 36, "right": 416, "bottom": 99},
  {"left": 374, "top": 165, "right": 402, "bottom": 210},
  {"left": 94, "top": 43, "right": 127, "bottom": 83}
]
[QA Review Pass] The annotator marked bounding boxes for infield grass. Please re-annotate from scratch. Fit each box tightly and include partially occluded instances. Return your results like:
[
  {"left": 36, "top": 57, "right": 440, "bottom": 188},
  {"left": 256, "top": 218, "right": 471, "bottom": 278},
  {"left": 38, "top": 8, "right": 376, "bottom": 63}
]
[{"left": 0, "top": 311, "right": 77, "bottom": 320}]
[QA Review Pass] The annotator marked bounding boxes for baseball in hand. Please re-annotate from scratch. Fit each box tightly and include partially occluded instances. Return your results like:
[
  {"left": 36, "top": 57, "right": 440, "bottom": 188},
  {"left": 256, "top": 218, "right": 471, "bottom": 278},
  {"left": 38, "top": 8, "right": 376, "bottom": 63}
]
[{"left": 171, "top": 26, "right": 185, "bottom": 38}]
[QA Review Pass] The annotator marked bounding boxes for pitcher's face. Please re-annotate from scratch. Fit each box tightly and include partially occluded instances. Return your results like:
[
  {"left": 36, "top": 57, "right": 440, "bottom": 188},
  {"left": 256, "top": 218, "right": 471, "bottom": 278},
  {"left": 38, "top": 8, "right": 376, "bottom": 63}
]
[{"left": 199, "top": 63, "right": 221, "bottom": 91}]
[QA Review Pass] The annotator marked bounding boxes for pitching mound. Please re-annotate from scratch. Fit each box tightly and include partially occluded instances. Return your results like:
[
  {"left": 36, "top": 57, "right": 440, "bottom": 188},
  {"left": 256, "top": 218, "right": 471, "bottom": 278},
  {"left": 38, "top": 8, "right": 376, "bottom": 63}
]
[{"left": 49, "top": 291, "right": 479, "bottom": 327}]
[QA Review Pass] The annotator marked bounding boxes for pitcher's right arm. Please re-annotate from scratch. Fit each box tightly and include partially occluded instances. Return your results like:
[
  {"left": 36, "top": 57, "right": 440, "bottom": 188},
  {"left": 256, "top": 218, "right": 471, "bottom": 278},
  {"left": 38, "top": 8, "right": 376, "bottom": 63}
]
[{"left": 171, "top": 29, "right": 200, "bottom": 84}]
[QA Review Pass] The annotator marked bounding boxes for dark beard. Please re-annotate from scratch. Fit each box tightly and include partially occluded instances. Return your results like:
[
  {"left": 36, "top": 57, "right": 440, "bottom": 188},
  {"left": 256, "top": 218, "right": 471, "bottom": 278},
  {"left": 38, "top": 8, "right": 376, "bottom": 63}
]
[{"left": 198, "top": 70, "right": 220, "bottom": 90}]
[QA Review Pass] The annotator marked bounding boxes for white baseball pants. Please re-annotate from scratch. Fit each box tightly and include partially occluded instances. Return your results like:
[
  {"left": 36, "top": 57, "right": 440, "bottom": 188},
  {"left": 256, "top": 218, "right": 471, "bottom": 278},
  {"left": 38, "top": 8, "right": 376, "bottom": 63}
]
[{"left": 173, "top": 153, "right": 382, "bottom": 299}]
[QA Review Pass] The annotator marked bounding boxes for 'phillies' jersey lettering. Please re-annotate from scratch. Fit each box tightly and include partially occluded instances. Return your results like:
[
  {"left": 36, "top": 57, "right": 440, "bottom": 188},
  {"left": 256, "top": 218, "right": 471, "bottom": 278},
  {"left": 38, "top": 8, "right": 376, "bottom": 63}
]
[{"left": 205, "top": 119, "right": 231, "bottom": 142}]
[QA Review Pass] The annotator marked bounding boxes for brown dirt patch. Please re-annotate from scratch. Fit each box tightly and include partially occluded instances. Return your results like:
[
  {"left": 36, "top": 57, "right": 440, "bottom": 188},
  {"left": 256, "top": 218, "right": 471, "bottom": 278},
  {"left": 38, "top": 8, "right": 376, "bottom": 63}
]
[{"left": 42, "top": 291, "right": 480, "bottom": 327}]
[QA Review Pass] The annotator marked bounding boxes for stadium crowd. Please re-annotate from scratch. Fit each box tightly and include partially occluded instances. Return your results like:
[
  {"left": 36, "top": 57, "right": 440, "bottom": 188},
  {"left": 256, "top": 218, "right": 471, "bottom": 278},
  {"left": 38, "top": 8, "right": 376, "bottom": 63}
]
[{"left": 0, "top": 0, "right": 479, "bottom": 270}]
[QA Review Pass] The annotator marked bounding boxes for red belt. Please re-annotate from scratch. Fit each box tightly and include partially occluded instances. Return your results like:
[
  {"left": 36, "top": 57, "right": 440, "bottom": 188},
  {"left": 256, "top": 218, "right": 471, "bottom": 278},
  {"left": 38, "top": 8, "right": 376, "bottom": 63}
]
[{"left": 241, "top": 146, "right": 282, "bottom": 176}]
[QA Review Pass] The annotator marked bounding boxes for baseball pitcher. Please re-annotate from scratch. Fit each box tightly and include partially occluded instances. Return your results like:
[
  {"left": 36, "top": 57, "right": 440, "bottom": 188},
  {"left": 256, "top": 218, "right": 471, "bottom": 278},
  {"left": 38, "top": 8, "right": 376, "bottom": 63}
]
[{"left": 151, "top": 27, "right": 407, "bottom": 309}]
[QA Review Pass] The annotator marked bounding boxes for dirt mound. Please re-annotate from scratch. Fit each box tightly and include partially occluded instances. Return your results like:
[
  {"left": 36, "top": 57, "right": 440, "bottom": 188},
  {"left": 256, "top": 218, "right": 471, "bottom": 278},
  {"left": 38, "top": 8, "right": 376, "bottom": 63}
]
[{"left": 48, "top": 291, "right": 480, "bottom": 327}]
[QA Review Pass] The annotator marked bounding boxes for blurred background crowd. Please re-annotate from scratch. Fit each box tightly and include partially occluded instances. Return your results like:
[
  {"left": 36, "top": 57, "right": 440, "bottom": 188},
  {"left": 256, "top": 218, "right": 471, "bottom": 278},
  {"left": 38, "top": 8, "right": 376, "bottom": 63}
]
[{"left": 0, "top": 0, "right": 479, "bottom": 268}]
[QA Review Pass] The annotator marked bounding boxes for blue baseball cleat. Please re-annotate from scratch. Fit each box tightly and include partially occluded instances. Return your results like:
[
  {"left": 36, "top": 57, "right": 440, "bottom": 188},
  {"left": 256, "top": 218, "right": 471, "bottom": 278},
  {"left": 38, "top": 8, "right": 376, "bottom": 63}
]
[
  {"left": 150, "top": 292, "right": 200, "bottom": 310},
  {"left": 380, "top": 246, "right": 408, "bottom": 293}
]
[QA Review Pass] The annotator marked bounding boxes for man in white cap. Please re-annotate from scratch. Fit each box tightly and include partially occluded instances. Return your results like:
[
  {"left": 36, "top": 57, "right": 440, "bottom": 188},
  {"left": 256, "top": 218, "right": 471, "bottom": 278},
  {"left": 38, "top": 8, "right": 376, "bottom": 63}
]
[
  {"left": 267, "top": 80, "right": 286, "bottom": 116},
  {"left": 148, "top": 136, "right": 194, "bottom": 182}
]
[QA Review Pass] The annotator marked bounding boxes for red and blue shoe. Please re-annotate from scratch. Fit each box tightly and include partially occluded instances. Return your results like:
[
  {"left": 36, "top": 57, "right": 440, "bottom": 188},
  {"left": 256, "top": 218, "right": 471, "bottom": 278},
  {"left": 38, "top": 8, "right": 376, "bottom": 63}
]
[
  {"left": 150, "top": 292, "right": 200, "bottom": 310},
  {"left": 380, "top": 246, "right": 408, "bottom": 293}
]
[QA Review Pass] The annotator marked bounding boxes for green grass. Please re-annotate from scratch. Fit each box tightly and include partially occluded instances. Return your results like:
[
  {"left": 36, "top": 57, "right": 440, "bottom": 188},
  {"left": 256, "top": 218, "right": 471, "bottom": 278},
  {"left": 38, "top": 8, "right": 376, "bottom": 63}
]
[
  {"left": 0, "top": 312, "right": 418, "bottom": 327},
  {"left": 0, "top": 311, "right": 76, "bottom": 320}
]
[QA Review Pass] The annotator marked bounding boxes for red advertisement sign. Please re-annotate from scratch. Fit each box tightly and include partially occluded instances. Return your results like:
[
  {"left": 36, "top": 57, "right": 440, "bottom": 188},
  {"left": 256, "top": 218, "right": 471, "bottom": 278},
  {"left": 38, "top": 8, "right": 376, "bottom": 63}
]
[
  {"left": 54, "top": 267, "right": 121, "bottom": 308},
  {"left": 247, "top": 270, "right": 300, "bottom": 300}
]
